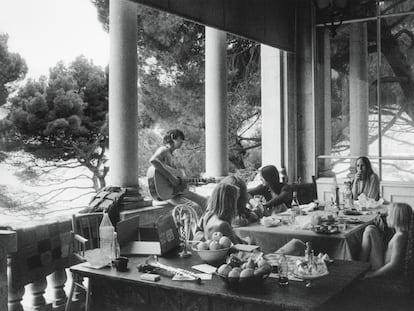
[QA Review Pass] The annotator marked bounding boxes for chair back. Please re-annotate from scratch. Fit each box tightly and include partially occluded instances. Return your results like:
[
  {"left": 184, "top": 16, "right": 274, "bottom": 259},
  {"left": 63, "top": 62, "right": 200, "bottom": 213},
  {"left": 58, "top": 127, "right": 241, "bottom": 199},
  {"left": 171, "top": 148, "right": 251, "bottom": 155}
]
[
  {"left": 291, "top": 176, "right": 318, "bottom": 205},
  {"left": 71, "top": 212, "right": 103, "bottom": 260},
  {"left": 404, "top": 212, "right": 414, "bottom": 290}
]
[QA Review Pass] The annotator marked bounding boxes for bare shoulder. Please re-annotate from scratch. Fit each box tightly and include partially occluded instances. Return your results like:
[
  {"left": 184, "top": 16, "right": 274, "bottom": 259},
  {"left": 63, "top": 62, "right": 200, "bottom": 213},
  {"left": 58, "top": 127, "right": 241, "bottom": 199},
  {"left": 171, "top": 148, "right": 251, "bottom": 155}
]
[{"left": 389, "top": 232, "right": 408, "bottom": 249}]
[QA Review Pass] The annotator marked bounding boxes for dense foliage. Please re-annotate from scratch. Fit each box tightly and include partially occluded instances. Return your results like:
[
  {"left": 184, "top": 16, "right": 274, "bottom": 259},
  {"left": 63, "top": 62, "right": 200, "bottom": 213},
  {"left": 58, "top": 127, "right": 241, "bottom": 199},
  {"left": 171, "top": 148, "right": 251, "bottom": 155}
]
[
  {"left": 0, "top": 33, "right": 27, "bottom": 107},
  {"left": 91, "top": 0, "right": 262, "bottom": 175},
  {"left": 3, "top": 56, "right": 109, "bottom": 190}
]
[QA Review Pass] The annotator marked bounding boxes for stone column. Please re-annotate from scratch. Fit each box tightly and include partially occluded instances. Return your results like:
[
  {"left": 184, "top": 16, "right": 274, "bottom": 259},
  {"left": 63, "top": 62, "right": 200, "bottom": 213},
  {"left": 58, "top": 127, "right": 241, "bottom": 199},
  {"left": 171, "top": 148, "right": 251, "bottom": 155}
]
[
  {"left": 349, "top": 23, "right": 369, "bottom": 158},
  {"left": 296, "top": 0, "right": 315, "bottom": 182},
  {"left": 0, "top": 230, "right": 16, "bottom": 311},
  {"left": 323, "top": 29, "right": 333, "bottom": 175},
  {"left": 261, "top": 45, "right": 283, "bottom": 169},
  {"left": 109, "top": 0, "right": 139, "bottom": 187},
  {"left": 205, "top": 27, "right": 228, "bottom": 177}
]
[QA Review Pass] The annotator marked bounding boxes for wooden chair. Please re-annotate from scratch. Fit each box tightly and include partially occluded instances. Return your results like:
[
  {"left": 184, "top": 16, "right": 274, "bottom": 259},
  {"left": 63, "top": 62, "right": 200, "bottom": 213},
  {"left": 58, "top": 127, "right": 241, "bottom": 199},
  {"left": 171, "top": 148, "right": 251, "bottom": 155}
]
[
  {"left": 65, "top": 212, "right": 103, "bottom": 311},
  {"left": 291, "top": 176, "right": 318, "bottom": 205}
]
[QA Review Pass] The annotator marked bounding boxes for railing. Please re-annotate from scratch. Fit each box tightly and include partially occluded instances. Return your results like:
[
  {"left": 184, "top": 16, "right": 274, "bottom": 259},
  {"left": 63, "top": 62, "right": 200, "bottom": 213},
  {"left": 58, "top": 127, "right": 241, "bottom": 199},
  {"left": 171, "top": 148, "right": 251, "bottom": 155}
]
[
  {"left": 2, "top": 219, "right": 81, "bottom": 311},
  {"left": 1, "top": 202, "right": 177, "bottom": 311}
]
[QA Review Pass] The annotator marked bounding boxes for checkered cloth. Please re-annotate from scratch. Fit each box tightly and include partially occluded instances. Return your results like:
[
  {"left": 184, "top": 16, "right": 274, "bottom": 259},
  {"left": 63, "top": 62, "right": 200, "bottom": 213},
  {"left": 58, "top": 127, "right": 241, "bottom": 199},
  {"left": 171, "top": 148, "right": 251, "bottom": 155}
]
[{"left": 7, "top": 220, "right": 78, "bottom": 289}]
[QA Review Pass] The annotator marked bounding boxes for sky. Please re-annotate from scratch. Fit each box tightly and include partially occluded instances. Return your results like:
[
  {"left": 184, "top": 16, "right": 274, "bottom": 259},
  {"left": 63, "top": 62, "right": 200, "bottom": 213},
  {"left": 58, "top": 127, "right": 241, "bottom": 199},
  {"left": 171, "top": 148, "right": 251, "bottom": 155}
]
[{"left": 0, "top": 0, "right": 109, "bottom": 79}]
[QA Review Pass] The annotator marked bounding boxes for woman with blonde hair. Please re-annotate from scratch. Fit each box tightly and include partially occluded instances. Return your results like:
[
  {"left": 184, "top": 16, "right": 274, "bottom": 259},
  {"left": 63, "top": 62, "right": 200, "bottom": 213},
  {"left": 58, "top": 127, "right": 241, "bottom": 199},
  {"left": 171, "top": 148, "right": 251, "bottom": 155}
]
[
  {"left": 360, "top": 202, "right": 413, "bottom": 278},
  {"left": 220, "top": 175, "right": 259, "bottom": 226},
  {"left": 200, "top": 183, "right": 246, "bottom": 244}
]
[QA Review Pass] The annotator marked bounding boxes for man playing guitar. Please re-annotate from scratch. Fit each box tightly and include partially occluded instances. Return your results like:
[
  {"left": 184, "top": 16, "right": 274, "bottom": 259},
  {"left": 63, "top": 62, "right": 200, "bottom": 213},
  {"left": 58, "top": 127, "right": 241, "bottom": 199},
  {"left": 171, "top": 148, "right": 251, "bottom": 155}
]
[{"left": 148, "top": 129, "right": 208, "bottom": 216}]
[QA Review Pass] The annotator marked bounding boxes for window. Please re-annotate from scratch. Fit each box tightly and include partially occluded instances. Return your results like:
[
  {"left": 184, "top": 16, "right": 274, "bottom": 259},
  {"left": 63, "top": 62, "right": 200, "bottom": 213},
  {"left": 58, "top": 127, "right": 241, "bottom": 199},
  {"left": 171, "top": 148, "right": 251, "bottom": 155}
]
[{"left": 316, "top": 0, "right": 414, "bottom": 182}]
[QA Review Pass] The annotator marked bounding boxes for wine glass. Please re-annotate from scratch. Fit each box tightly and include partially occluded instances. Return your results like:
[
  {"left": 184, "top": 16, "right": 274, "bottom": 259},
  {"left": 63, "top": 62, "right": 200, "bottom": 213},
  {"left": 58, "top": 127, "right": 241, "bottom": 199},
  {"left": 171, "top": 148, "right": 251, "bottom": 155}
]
[{"left": 172, "top": 204, "right": 199, "bottom": 258}]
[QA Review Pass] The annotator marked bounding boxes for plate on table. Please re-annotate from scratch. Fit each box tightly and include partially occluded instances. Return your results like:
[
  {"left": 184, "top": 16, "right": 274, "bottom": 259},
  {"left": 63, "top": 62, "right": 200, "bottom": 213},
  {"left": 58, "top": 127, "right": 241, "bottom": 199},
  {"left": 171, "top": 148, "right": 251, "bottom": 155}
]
[
  {"left": 343, "top": 209, "right": 362, "bottom": 216},
  {"left": 260, "top": 216, "right": 282, "bottom": 227},
  {"left": 311, "top": 224, "right": 341, "bottom": 234},
  {"left": 345, "top": 218, "right": 363, "bottom": 224}
]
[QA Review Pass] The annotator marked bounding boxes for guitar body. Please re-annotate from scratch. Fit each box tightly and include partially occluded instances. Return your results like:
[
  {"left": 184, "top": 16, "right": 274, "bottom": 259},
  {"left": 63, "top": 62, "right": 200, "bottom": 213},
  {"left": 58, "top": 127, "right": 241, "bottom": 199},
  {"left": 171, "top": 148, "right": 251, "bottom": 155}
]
[{"left": 147, "top": 165, "right": 215, "bottom": 201}]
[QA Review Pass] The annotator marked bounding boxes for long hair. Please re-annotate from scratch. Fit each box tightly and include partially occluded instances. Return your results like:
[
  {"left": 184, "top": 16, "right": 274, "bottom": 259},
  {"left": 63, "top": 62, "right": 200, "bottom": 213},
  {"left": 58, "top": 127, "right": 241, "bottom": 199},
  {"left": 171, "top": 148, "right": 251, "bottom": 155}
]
[
  {"left": 387, "top": 202, "right": 413, "bottom": 232},
  {"left": 204, "top": 183, "right": 239, "bottom": 224},
  {"left": 162, "top": 129, "right": 185, "bottom": 145},
  {"left": 356, "top": 156, "right": 375, "bottom": 180},
  {"left": 260, "top": 165, "right": 282, "bottom": 194},
  {"left": 220, "top": 175, "right": 247, "bottom": 215}
]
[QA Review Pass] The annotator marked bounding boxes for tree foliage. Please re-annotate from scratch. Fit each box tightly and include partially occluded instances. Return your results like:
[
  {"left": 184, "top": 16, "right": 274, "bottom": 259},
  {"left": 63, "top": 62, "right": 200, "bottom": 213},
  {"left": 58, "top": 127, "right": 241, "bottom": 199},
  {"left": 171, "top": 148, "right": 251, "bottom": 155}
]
[
  {"left": 3, "top": 55, "right": 109, "bottom": 190},
  {"left": 0, "top": 33, "right": 28, "bottom": 106},
  {"left": 91, "top": 0, "right": 262, "bottom": 174},
  {"left": 321, "top": 0, "right": 414, "bottom": 155}
]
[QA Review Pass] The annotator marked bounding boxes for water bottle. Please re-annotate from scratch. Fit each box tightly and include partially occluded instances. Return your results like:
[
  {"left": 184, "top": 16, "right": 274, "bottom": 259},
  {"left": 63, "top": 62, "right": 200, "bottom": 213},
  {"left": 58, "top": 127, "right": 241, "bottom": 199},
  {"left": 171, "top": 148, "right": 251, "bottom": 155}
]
[
  {"left": 99, "top": 212, "right": 115, "bottom": 264},
  {"left": 278, "top": 252, "right": 289, "bottom": 286}
]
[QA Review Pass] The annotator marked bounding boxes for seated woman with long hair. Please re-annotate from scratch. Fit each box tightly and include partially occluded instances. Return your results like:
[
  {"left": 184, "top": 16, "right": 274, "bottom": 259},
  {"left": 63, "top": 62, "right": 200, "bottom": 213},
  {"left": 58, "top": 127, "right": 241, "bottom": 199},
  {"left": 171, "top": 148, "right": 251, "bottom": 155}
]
[
  {"left": 352, "top": 156, "right": 380, "bottom": 201},
  {"left": 360, "top": 202, "right": 413, "bottom": 278},
  {"left": 220, "top": 175, "right": 259, "bottom": 226},
  {"left": 248, "top": 165, "right": 292, "bottom": 215},
  {"left": 197, "top": 183, "right": 246, "bottom": 244}
]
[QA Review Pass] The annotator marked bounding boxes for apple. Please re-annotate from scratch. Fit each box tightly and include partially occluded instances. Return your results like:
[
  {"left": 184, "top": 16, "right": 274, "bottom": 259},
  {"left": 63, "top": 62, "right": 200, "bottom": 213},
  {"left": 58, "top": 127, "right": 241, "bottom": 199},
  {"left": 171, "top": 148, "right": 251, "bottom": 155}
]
[
  {"left": 197, "top": 241, "right": 209, "bottom": 250},
  {"left": 211, "top": 231, "right": 223, "bottom": 242},
  {"left": 217, "top": 264, "right": 232, "bottom": 277},
  {"left": 218, "top": 236, "right": 232, "bottom": 248},
  {"left": 228, "top": 267, "right": 241, "bottom": 279},
  {"left": 209, "top": 241, "right": 222, "bottom": 250},
  {"left": 240, "top": 268, "right": 255, "bottom": 278}
]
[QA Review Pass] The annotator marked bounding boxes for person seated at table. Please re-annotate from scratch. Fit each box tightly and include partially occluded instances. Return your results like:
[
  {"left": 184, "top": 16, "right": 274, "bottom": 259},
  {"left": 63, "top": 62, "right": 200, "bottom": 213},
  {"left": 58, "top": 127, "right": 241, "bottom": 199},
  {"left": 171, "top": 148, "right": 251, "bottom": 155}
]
[
  {"left": 352, "top": 156, "right": 380, "bottom": 201},
  {"left": 359, "top": 202, "right": 412, "bottom": 278},
  {"left": 194, "top": 183, "right": 246, "bottom": 244},
  {"left": 220, "top": 175, "right": 259, "bottom": 226},
  {"left": 248, "top": 165, "right": 292, "bottom": 215}
]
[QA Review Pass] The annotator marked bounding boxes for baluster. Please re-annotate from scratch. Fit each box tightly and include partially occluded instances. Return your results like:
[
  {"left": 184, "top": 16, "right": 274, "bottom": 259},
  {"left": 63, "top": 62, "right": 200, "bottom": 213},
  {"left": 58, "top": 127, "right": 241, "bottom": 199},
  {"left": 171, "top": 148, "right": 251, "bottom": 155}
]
[
  {"left": 7, "top": 255, "right": 25, "bottom": 311},
  {"left": 48, "top": 269, "right": 67, "bottom": 308},
  {"left": 27, "top": 277, "right": 52, "bottom": 310}
]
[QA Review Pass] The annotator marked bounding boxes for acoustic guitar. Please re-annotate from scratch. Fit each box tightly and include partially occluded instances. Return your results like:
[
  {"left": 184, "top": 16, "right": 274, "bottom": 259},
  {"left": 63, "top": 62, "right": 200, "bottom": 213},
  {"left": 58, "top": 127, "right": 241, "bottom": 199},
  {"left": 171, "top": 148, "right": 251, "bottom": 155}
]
[{"left": 147, "top": 165, "right": 216, "bottom": 201}]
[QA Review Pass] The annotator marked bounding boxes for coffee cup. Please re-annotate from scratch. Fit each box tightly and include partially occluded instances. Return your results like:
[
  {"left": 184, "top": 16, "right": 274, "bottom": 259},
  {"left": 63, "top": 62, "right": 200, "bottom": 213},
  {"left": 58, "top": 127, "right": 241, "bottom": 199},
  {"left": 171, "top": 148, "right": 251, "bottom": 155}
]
[{"left": 114, "top": 256, "right": 129, "bottom": 272}]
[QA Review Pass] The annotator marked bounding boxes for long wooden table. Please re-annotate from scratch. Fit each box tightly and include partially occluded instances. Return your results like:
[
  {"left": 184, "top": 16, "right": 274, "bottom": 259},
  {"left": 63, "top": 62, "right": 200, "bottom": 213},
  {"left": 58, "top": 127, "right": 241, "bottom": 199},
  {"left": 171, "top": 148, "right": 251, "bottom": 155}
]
[
  {"left": 70, "top": 254, "right": 370, "bottom": 311},
  {"left": 234, "top": 210, "right": 380, "bottom": 259}
]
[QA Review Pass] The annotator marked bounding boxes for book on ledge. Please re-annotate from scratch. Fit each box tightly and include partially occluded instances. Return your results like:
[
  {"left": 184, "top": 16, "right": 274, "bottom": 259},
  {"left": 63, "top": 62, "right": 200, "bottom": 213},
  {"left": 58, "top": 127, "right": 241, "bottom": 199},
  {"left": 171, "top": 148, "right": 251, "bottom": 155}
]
[
  {"left": 119, "top": 213, "right": 180, "bottom": 256},
  {"left": 121, "top": 241, "right": 163, "bottom": 256}
]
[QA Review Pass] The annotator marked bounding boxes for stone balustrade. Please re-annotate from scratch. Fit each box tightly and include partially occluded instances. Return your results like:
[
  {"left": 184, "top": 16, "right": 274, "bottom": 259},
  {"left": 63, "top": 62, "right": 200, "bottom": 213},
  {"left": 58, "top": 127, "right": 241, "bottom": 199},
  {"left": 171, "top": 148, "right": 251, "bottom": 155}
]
[{"left": 1, "top": 204, "right": 178, "bottom": 311}]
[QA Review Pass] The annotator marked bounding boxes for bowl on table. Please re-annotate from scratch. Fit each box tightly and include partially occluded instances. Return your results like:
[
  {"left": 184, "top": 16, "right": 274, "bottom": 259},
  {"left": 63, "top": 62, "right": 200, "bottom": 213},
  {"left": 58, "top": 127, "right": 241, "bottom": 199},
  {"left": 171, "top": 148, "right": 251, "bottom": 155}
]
[
  {"left": 216, "top": 269, "right": 270, "bottom": 288},
  {"left": 216, "top": 253, "right": 271, "bottom": 288},
  {"left": 191, "top": 242, "right": 232, "bottom": 264}
]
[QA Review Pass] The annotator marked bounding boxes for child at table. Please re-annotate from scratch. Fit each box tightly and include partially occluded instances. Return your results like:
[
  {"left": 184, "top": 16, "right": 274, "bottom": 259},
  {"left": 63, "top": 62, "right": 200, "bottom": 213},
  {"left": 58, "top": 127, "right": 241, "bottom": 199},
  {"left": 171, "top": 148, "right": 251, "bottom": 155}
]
[
  {"left": 360, "top": 202, "right": 413, "bottom": 278},
  {"left": 220, "top": 175, "right": 259, "bottom": 226},
  {"left": 194, "top": 183, "right": 246, "bottom": 244}
]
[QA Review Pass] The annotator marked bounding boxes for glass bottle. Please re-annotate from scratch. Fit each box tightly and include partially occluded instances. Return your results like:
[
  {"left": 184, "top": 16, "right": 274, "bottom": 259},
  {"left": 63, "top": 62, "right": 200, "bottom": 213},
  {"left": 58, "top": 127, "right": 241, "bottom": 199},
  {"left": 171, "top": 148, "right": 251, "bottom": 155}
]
[
  {"left": 113, "top": 232, "right": 121, "bottom": 261},
  {"left": 278, "top": 252, "right": 289, "bottom": 286},
  {"left": 99, "top": 212, "right": 115, "bottom": 264},
  {"left": 304, "top": 242, "right": 312, "bottom": 262},
  {"left": 343, "top": 180, "right": 353, "bottom": 209},
  {"left": 290, "top": 190, "right": 300, "bottom": 223},
  {"left": 332, "top": 175, "right": 340, "bottom": 208}
]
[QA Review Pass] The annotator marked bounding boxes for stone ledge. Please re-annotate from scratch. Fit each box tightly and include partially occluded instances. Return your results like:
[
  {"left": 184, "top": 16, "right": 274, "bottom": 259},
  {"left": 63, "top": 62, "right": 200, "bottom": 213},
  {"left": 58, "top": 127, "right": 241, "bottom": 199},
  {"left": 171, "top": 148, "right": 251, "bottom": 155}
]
[{"left": 120, "top": 202, "right": 175, "bottom": 226}]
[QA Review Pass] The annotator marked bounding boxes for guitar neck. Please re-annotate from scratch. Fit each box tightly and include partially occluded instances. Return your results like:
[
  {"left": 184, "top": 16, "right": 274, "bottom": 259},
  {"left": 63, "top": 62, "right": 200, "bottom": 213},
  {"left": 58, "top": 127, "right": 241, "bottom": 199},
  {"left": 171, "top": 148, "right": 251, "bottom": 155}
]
[{"left": 183, "top": 178, "right": 208, "bottom": 185}]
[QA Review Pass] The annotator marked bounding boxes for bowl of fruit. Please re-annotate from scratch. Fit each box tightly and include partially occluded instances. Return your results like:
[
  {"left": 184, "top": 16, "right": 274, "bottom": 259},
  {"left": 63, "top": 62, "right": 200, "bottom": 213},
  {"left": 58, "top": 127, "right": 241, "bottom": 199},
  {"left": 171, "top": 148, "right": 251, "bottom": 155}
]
[
  {"left": 192, "top": 232, "right": 233, "bottom": 264},
  {"left": 216, "top": 253, "right": 272, "bottom": 288}
]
